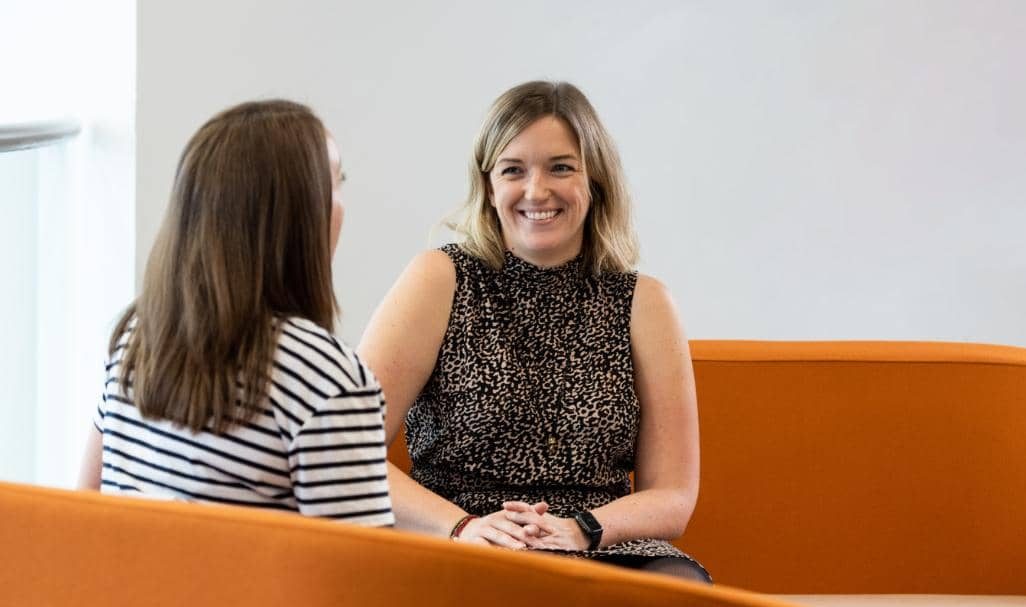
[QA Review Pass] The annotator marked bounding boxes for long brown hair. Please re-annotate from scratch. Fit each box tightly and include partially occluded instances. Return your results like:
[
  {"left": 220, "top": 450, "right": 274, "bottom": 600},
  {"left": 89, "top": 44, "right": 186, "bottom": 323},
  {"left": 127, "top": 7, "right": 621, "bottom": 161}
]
[
  {"left": 112, "top": 99, "right": 338, "bottom": 432},
  {"left": 452, "top": 81, "right": 639, "bottom": 274}
]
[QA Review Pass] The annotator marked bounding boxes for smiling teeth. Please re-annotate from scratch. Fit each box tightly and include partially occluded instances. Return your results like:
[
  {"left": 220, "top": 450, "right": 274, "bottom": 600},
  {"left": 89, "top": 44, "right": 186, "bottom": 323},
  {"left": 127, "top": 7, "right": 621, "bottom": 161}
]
[{"left": 524, "top": 210, "right": 558, "bottom": 220}]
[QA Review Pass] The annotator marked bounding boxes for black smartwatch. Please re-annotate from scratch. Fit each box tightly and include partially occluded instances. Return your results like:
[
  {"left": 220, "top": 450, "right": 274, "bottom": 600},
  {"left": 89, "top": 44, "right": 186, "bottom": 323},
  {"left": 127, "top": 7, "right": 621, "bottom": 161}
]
[{"left": 572, "top": 511, "right": 603, "bottom": 551}]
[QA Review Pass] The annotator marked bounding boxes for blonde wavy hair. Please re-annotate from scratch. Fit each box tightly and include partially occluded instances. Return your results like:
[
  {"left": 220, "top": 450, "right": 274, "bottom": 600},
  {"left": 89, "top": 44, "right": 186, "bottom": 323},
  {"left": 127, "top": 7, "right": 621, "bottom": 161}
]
[{"left": 451, "top": 81, "right": 639, "bottom": 274}]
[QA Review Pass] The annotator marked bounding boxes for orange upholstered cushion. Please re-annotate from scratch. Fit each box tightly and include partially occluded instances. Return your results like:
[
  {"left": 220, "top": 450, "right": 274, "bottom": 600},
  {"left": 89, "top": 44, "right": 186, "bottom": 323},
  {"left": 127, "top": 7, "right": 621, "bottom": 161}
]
[
  {"left": 0, "top": 481, "right": 797, "bottom": 607},
  {"left": 389, "top": 340, "right": 1026, "bottom": 595}
]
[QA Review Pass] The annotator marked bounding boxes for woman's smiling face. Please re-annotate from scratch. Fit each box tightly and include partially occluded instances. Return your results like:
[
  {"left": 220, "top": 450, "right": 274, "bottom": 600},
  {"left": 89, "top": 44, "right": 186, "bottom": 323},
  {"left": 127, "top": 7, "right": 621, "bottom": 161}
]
[{"left": 489, "top": 115, "right": 590, "bottom": 268}]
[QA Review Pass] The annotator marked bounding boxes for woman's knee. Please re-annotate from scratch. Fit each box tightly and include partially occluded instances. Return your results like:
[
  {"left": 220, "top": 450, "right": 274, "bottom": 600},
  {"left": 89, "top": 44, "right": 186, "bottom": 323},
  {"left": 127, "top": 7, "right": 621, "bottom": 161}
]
[{"left": 640, "top": 557, "right": 713, "bottom": 584}]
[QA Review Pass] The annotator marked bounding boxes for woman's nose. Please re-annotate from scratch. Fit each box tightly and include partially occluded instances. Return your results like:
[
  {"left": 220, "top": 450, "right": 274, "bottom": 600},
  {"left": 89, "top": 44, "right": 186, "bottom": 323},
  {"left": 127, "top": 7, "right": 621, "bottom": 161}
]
[{"left": 523, "top": 172, "right": 550, "bottom": 202}]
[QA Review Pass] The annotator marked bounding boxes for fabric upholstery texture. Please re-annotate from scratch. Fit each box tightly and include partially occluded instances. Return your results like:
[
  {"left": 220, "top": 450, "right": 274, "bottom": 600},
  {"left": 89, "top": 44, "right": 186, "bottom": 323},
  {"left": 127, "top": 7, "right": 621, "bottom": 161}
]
[
  {"left": 389, "top": 340, "right": 1026, "bottom": 595},
  {"left": 4, "top": 340, "right": 1021, "bottom": 604},
  {"left": 782, "top": 595, "right": 1026, "bottom": 607},
  {"left": 0, "top": 480, "right": 796, "bottom": 607}
]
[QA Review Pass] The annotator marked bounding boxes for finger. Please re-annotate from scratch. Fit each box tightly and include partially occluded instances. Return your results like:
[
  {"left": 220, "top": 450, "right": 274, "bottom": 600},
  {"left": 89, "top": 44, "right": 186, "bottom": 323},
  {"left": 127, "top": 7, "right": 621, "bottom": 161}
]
[
  {"left": 503, "top": 511, "right": 557, "bottom": 537},
  {"left": 522, "top": 512, "right": 559, "bottom": 535},
  {"left": 513, "top": 521, "right": 548, "bottom": 540},
  {"left": 525, "top": 536, "right": 562, "bottom": 550},
  {"left": 478, "top": 513, "right": 533, "bottom": 543},
  {"left": 463, "top": 527, "right": 504, "bottom": 547},
  {"left": 503, "top": 509, "right": 543, "bottom": 525},
  {"left": 490, "top": 517, "right": 537, "bottom": 543},
  {"left": 528, "top": 534, "right": 575, "bottom": 551},
  {"left": 483, "top": 526, "right": 526, "bottom": 549},
  {"left": 531, "top": 501, "right": 549, "bottom": 515},
  {"left": 501, "top": 501, "right": 533, "bottom": 512}
]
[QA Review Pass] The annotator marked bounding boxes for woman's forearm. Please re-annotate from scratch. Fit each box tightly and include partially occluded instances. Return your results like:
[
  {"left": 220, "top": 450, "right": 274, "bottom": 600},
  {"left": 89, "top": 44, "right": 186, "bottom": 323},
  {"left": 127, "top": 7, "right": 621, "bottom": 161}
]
[
  {"left": 589, "top": 487, "right": 697, "bottom": 548},
  {"left": 385, "top": 461, "right": 467, "bottom": 536},
  {"left": 77, "top": 427, "right": 103, "bottom": 490}
]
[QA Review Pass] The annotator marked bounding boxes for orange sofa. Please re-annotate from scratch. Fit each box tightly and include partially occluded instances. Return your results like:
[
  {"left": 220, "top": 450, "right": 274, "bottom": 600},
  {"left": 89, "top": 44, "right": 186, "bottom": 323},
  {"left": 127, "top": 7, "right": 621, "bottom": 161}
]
[
  {"left": 387, "top": 340, "right": 1026, "bottom": 605},
  {"left": 3, "top": 341, "right": 1023, "bottom": 606},
  {"left": 0, "top": 480, "right": 797, "bottom": 607},
  {"left": 678, "top": 341, "right": 1026, "bottom": 598}
]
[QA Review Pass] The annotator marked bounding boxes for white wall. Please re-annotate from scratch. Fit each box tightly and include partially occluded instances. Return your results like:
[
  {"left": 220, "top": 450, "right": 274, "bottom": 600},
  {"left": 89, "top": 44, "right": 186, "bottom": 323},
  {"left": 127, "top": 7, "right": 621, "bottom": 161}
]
[
  {"left": 1, "top": 0, "right": 136, "bottom": 486},
  {"left": 0, "top": 150, "right": 39, "bottom": 482},
  {"left": 138, "top": 1, "right": 1026, "bottom": 347}
]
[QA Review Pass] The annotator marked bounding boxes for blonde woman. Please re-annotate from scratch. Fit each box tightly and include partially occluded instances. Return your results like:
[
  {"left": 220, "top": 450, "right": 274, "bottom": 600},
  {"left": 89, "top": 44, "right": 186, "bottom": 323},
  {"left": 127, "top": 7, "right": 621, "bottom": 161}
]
[
  {"left": 78, "top": 100, "right": 393, "bottom": 527},
  {"left": 360, "top": 82, "right": 708, "bottom": 579}
]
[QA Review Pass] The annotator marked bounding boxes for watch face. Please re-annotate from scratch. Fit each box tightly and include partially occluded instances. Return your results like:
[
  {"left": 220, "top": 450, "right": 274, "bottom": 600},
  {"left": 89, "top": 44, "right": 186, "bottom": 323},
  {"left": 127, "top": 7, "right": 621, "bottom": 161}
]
[
  {"left": 576, "top": 511, "right": 602, "bottom": 534},
  {"left": 574, "top": 511, "right": 603, "bottom": 551}
]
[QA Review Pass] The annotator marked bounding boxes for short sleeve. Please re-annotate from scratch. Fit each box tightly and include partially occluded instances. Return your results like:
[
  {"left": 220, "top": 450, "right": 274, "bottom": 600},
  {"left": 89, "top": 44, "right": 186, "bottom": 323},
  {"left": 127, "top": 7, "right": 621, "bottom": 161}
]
[{"left": 286, "top": 377, "right": 394, "bottom": 527}]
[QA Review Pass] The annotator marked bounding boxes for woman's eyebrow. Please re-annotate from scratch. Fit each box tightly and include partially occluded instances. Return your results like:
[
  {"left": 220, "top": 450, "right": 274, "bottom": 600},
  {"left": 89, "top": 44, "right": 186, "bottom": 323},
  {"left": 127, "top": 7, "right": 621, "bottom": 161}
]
[{"left": 497, "top": 154, "right": 579, "bottom": 164}]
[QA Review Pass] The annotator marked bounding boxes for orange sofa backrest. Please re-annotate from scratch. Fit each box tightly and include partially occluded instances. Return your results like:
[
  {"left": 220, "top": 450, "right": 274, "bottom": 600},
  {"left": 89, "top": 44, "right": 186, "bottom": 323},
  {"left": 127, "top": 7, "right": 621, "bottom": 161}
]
[
  {"left": 0, "top": 481, "right": 797, "bottom": 607},
  {"left": 388, "top": 340, "right": 1026, "bottom": 595}
]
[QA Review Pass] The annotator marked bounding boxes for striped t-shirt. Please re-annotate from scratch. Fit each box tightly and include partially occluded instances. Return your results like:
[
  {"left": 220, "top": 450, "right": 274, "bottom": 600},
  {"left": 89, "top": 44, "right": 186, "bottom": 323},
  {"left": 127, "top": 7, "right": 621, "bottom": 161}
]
[{"left": 94, "top": 316, "right": 394, "bottom": 527}]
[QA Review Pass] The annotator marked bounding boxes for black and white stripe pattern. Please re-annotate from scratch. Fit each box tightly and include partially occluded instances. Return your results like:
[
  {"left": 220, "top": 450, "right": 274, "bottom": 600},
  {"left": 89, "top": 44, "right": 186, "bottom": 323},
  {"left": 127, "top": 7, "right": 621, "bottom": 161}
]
[{"left": 94, "top": 317, "right": 394, "bottom": 527}]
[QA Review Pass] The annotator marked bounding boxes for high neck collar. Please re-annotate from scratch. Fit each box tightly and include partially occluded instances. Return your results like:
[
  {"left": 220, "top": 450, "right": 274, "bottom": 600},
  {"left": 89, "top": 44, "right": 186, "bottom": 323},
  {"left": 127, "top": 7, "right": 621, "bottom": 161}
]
[{"left": 502, "top": 250, "right": 584, "bottom": 280}]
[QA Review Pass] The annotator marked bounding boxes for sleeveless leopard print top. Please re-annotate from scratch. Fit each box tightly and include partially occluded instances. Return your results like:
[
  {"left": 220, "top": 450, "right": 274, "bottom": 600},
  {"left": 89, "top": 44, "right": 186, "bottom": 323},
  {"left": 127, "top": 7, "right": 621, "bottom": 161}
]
[{"left": 405, "top": 244, "right": 688, "bottom": 559}]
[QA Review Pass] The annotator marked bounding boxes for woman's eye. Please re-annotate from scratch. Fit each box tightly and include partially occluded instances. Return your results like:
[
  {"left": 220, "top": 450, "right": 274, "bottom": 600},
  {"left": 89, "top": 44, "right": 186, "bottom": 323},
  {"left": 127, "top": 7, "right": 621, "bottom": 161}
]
[
  {"left": 499, "top": 166, "right": 522, "bottom": 176},
  {"left": 553, "top": 164, "right": 576, "bottom": 173}
]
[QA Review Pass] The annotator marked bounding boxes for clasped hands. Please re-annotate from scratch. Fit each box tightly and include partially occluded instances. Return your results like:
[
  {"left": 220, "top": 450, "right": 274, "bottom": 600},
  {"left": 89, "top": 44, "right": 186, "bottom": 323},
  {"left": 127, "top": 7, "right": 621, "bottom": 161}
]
[{"left": 454, "top": 501, "right": 589, "bottom": 551}]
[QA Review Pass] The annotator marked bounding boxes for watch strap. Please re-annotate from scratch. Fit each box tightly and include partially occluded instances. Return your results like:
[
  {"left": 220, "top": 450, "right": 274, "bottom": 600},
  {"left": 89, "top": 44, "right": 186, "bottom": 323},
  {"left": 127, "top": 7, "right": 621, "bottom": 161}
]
[{"left": 572, "top": 511, "right": 603, "bottom": 551}]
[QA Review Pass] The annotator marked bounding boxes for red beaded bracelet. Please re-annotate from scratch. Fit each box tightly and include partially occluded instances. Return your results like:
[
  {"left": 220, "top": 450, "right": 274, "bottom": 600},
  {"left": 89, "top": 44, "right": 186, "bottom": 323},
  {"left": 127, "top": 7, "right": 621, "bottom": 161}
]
[{"left": 449, "top": 514, "right": 479, "bottom": 540}]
